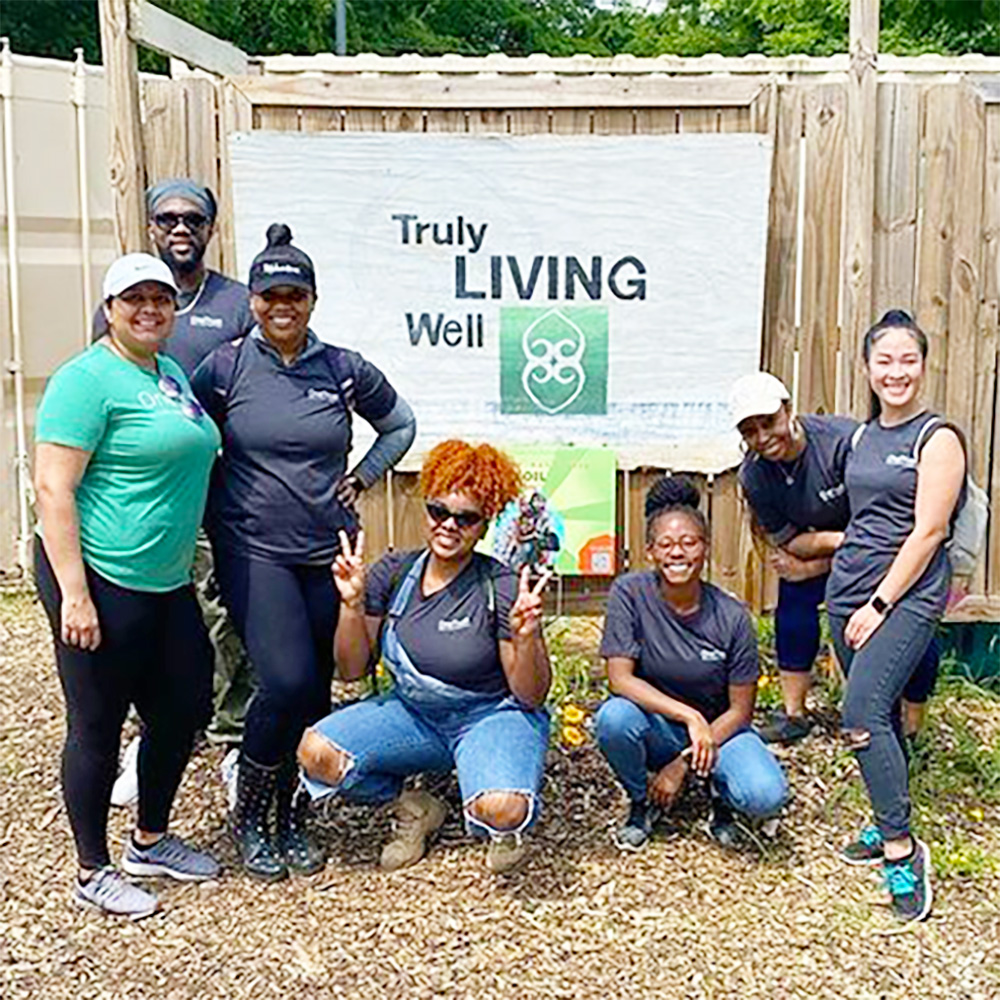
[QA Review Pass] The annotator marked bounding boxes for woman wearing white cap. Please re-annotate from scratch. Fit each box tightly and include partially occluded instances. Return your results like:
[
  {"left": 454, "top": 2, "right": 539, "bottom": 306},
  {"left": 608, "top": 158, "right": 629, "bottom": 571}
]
[
  {"left": 33, "top": 254, "right": 223, "bottom": 919},
  {"left": 729, "top": 373, "right": 938, "bottom": 746}
]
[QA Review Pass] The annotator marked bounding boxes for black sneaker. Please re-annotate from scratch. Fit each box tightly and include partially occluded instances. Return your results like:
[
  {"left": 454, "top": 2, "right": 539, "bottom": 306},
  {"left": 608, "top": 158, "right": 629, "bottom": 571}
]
[
  {"left": 757, "top": 710, "right": 812, "bottom": 745},
  {"left": 614, "top": 800, "right": 653, "bottom": 851},
  {"left": 882, "top": 839, "right": 933, "bottom": 922},
  {"left": 839, "top": 824, "right": 885, "bottom": 866},
  {"left": 707, "top": 797, "right": 741, "bottom": 849}
]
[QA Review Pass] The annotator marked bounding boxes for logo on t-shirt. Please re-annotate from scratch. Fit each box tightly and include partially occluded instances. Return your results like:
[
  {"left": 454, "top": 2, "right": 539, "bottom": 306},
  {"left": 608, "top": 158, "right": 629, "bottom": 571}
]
[
  {"left": 190, "top": 315, "right": 224, "bottom": 328},
  {"left": 700, "top": 647, "right": 726, "bottom": 662},
  {"left": 886, "top": 454, "right": 918, "bottom": 468},
  {"left": 307, "top": 388, "right": 340, "bottom": 403},
  {"left": 818, "top": 483, "right": 846, "bottom": 502},
  {"left": 438, "top": 616, "right": 472, "bottom": 633}
]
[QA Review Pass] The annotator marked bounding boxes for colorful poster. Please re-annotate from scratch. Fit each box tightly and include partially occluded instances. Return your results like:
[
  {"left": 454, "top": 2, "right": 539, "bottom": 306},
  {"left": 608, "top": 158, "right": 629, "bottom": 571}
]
[
  {"left": 230, "top": 132, "right": 771, "bottom": 472},
  {"left": 481, "top": 446, "right": 616, "bottom": 576}
]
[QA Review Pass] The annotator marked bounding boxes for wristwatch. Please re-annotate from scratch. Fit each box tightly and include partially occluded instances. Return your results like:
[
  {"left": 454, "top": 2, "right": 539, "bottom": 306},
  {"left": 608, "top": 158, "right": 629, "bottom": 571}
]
[{"left": 871, "top": 595, "right": 891, "bottom": 615}]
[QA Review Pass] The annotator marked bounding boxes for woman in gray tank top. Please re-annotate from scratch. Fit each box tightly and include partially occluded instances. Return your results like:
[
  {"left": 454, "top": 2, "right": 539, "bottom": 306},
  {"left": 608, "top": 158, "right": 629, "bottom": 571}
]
[{"left": 825, "top": 310, "right": 966, "bottom": 923}]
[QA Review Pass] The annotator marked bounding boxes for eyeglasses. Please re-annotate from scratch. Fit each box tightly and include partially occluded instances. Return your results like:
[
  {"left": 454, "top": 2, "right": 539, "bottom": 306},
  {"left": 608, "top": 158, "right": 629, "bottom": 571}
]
[
  {"left": 152, "top": 212, "right": 210, "bottom": 232},
  {"left": 651, "top": 536, "right": 704, "bottom": 555},
  {"left": 159, "top": 373, "right": 205, "bottom": 422},
  {"left": 425, "top": 501, "right": 484, "bottom": 529}
]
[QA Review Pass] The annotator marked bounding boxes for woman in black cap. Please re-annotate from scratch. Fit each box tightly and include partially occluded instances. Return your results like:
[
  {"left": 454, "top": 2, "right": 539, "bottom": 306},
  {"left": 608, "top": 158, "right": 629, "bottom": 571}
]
[{"left": 191, "top": 224, "right": 416, "bottom": 882}]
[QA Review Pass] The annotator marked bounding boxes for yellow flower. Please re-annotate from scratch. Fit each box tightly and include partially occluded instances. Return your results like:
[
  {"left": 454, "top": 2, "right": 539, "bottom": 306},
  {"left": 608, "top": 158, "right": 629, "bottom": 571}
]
[
  {"left": 375, "top": 662, "right": 385, "bottom": 678},
  {"left": 757, "top": 675, "right": 771, "bottom": 689},
  {"left": 561, "top": 725, "right": 586, "bottom": 747},
  {"left": 562, "top": 704, "right": 586, "bottom": 724},
  {"left": 969, "top": 807, "right": 985, "bottom": 822}
]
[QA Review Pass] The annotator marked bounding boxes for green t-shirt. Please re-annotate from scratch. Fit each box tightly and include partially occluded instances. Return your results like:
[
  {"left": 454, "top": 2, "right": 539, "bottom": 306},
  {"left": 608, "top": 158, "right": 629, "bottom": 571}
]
[{"left": 36, "top": 344, "right": 222, "bottom": 592}]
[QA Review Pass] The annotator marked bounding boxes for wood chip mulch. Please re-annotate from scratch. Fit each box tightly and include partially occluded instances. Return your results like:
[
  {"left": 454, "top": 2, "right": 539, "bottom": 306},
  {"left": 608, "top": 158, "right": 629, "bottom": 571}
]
[{"left": 1, "top": 592, "right": 998, "bottom": 1000}]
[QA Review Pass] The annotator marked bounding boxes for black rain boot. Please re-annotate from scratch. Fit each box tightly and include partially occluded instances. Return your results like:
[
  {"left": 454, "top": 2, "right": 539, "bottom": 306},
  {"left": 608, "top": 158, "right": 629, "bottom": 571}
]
[
  {"left": 276, "top": 756, "right": 327, "bottom": 876},
  {"left": 231, "top": 755, "right": 288, "bottom": 882}
]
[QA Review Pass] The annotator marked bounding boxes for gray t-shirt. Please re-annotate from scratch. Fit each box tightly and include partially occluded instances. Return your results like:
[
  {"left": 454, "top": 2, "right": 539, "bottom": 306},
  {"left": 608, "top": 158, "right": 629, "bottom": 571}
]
[
  {"left": 739, "top": 414, "right": 858, "bottom": 545},
  {"left": 366, "top": 550, "right": 516, "bottom": 695},
  {"left": 826, "top": 412, "right": 954, "bottom": 620},
  {"left": 600, "top": 572, "right": 759, "bottom": 722},
  {"left": 93, "top": 270, "right": 254, "bottom": 378}
]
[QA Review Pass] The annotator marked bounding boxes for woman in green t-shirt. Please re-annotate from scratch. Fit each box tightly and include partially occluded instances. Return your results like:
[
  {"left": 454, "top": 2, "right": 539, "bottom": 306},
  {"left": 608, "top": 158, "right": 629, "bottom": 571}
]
[{"left": 33, "top": 254, "right": 222, "bottom": 920}]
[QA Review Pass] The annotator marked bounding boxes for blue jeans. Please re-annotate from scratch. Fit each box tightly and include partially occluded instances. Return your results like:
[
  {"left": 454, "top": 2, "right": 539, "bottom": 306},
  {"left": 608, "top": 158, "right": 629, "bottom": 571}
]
[
  {"left": 595, "top": 697, "right": 789, "bottom": 818},
  {"left": 776, "top": 574, "right": 939, "bottom": 703},
  {"left": 301, "top": 691, "right": 550, "bottom": 837},
  {"left": 829, "top": 606, "right": 937, "bottom": 840}
]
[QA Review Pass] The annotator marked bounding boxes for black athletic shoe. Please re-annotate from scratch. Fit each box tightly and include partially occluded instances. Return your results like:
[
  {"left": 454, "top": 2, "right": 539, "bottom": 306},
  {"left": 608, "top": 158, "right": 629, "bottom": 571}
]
[
  {"left": 757, "top": 710, "right": 812, "bottom": 745},
  {"left": 882, "top": 839, "right": 933, "bottom": 922},
  {"left": 707, "top": 797, "right": 741, "bottom": 849},
  {"left": 615, "top": 800, "right": 654, "bottom": 851}
]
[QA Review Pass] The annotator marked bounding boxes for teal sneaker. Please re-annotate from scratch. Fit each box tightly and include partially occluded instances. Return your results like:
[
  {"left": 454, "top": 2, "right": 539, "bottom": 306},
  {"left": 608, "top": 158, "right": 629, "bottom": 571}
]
[
  {"left": 882, "top": 839, "right": 933, "bottom": 922},
  {"left": 840, "top": 824, "right": 885, "bottom": 866}
]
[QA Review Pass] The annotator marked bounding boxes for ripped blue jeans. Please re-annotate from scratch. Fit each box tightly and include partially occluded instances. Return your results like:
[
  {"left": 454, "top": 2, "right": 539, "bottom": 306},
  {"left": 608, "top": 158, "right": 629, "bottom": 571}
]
[{"left": 301, "top": 691, "right": 549, "bottom": 837}]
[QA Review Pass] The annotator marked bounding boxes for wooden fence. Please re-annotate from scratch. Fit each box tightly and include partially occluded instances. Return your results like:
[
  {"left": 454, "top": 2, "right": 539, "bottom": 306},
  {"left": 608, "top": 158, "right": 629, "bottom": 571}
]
[{"left": 5, "top": 51, "right": 1000, "bottom": 618}]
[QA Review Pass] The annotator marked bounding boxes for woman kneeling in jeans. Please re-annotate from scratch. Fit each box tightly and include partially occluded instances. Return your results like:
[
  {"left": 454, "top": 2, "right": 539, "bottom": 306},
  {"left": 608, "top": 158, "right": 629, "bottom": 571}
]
[
  {"left": 298, "top": 440, "right": 551, "bottom": 873},
  {"left": 596, "top": 475, "right": 788, "bottom": 850}
]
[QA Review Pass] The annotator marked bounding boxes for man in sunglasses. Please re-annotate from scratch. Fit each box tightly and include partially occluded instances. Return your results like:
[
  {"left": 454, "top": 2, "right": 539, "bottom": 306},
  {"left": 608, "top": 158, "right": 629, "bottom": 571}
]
[
  {"left": 94, "top": 179, "right": 257, "bottom": 796},
  {"left": 93, "top": 179, "right": 254, "bottom": 376}
]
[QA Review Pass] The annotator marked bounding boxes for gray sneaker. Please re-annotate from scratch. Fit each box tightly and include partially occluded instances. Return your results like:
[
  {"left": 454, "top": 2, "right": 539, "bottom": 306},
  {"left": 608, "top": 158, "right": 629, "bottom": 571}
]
[
  {"left": 73, "top": 866, "right": 159, "bottom": 920},
  {"left": 121, "top": 834, "right": 220, "bottom": 882}
]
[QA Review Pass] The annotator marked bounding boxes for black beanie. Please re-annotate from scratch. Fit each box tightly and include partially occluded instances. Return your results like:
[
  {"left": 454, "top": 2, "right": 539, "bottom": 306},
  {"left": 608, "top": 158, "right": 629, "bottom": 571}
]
[{"left": 248, "top": 223, "right": 316, "bottom": 294}]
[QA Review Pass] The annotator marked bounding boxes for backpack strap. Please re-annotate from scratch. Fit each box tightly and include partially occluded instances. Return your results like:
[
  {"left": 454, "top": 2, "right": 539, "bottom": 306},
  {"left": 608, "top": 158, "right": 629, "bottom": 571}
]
[
  {"left": 911, "top": 414, "right": 944, "bottom": 462},
  {"left": 850, "top": 423, "right": 867, "bottom": 451}
]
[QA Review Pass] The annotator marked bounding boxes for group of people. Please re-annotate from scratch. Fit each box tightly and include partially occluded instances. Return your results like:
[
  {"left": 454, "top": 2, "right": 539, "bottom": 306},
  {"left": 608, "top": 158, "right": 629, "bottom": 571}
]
[{"left": 32, "top": 177, "right": 967, "bottom": 926}]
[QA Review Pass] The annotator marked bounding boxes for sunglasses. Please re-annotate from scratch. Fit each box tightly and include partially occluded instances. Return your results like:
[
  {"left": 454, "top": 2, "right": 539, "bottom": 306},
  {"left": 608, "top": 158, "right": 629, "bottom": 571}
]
[
  {"left": 159, "top": 373, "right": 206, "bottom": 422},
  {"left": 425, "top": 501, "right": 484, "bottom": 529},
  {"left": 152, "top": 212, "right": 210, "bottom": 232}
]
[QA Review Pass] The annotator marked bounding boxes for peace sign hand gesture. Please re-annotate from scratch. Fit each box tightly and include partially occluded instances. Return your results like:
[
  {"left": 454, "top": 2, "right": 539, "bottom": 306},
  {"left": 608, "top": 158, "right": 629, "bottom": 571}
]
[
  {"left": 509, "top": 566, "right": 551, "bottom": 640},
  {"left": 333, "top": 529, "right": 366, "bottom": 611}
]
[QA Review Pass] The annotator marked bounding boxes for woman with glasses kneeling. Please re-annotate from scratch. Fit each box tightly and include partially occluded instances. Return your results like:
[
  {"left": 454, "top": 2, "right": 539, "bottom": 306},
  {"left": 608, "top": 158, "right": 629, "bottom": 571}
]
[
  {"left": 34, "top": 254, "right": 222, "bottom": 919},
  {"left": 298, "top": 440, "right": 551, "bottom": 874},
  {"left": 596, "top": 476, "right": 788, "bottom": 851}
]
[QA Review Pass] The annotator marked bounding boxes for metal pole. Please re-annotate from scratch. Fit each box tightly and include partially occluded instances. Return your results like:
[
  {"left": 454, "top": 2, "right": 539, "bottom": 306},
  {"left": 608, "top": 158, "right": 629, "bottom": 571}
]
[
  {"left": 335, "top": 0, "right": 347, "bottom": 56},
  {"left": 72, "top": 48, "right": 94, "bottom": 344},
  {"left": 1, "top": 38, "right": 33, "bottom": 574}
]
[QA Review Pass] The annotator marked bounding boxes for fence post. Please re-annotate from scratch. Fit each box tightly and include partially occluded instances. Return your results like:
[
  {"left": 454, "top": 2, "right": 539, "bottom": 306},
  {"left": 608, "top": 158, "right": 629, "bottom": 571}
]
[
  {"left": 844, "top": 0, "right": 879, "bottom": 416},
  {"left": 98, "top": 0, "right": 147, "bottom": 252}
]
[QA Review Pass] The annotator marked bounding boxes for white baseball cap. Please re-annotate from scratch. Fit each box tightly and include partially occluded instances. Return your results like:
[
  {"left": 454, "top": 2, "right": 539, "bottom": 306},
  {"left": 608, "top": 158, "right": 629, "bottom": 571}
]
[
  {"left": 102, "top": 253, "right": 178, "bottom": 300},
  {"left": 728, "top": 372, "right": 791, "bottom": 429}
]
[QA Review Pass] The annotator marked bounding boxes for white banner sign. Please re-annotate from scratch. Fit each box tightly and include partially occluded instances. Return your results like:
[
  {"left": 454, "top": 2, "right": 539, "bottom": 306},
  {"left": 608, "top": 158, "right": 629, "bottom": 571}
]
[{"left": 230, "top": 132, "right": 771, "bottom": 471}]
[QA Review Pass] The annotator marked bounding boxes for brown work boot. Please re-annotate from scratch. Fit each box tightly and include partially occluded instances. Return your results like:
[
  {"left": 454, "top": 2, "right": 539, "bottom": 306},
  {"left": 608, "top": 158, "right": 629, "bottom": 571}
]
[
  {"left": 380, "top": 790, "right": 447, "bottom": 871},
  {"left": 486, "top": 833, "right": 527, "bottom": 874}
]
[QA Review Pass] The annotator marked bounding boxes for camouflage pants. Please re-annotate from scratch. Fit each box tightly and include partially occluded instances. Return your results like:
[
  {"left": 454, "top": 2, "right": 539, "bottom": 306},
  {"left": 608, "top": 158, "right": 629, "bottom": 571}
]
[{"left": 194, "top": 535, "right": 255, "bottom": 744}]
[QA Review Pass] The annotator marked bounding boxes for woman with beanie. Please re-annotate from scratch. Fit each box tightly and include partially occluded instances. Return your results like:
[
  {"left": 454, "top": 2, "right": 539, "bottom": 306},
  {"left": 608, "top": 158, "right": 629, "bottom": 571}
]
[
  {"left": 595, "top": 476, "right": 788, "bottom": 851},
  {"left": 191, "top": 224, "right": 416, "bottom": 881}
]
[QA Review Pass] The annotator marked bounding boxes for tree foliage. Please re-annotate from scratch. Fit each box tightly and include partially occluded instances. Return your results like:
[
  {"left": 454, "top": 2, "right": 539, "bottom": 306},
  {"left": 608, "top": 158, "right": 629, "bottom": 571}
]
[{"left": 0, "top": 0, "right": 995, "bottom": 65}]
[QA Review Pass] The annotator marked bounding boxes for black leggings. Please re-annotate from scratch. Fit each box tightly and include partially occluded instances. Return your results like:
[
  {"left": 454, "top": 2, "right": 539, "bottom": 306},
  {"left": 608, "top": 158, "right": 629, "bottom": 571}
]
[
  {"left": 35, "top": 542, "right": 212, "bottom": 870},
  {"left": 212, "top": 548, "right": 338, "bottom": 766}
]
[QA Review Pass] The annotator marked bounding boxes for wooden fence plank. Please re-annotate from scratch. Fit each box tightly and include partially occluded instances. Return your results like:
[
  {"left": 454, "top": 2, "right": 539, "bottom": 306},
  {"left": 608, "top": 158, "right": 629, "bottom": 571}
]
[
  {"left": 593, "top": 108, "right": 635, "bottom": 135},
  {"left": 549, "top": 108, "right": 593, "bottom": 134},
  {"left": 142, "top": 77, "right": 187, "bottom": 183},
  {"left": 183, "top": 78, "right": 221, "bottom": 272},
  {"left": 300, "top": 107, "right": 342, "bottom": 131},
  {"left": 342, "top": 108, "right": 384, "bottom": 131},
  {"left": 985, "top": 104, "right": 1000, "bottom": 594},
  {"left": 391, "top": 472, "right": 425, "bottom": 551},
  {"left": 217, "top": 80, "right": 253, "bottom": 277},
  {"left": 679, "top": 107, "right": 718, "bottom": 133},
  {"left": 872, "top": 81, "right": 919, "bottom": 320},
  {"left": 425, "top": 109, "right": 469, "bottom": 133},
  {"left": 945, "top": 85, "right": 985, "bottom": 440},
  {"left": 708, "top": 473, "right": 742, "bottom": 595},
  {"left": 762, "top": 85, "right": 802, "bottom": 387},
  {"left": 799, "top": 82, "right": 845, "bottom": 414},
  {"left": 508, "top": 109, "right": 552, "bottom": 135},
  {"left": 255, "top": 105, "right": 301, "bottom": 131},
  {"left": 916, "top": 84, "right": 960, "bottom": 415},
  {"left": 718, "top": 106, "right": 752, "bottom": 132},
  {"left": 633, "top": 108, "right": 679, "bottom": 134},
  {"left": 356, "top": 473, "right": 389, "bottom": 559},
  {"left": 382, "top": 109, "right": 425, "bottom": 132}
]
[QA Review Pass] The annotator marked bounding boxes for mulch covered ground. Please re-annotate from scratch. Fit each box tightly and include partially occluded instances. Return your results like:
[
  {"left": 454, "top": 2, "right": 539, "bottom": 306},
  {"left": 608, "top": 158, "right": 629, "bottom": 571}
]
[{"left": 1, "top": 591, "right": 998, "bottom": 1000}]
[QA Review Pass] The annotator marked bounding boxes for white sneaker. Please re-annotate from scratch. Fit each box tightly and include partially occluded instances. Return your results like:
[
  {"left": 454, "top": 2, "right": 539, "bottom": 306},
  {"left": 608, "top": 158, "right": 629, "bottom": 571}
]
[
  {"left": 73, "top": 866, "right": 159, "bottom": 920},
  {"left": 221, "top": 748, "right": 240, "bottom": 813},
  {"left": 110, "top": 736, "right": 140, "bottom": 808}
]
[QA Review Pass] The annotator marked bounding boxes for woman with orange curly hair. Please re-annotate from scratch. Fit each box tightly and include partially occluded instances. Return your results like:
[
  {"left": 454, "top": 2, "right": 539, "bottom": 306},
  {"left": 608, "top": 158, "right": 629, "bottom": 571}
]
[{"left": 298, "top": 440, "right": 552, "bottom": 873}]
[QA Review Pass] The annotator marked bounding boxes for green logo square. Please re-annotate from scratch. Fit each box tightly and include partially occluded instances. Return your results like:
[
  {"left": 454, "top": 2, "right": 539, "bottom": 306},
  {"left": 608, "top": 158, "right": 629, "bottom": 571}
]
[{"left": 500, "top": 307, "right": 608, "bottom": 415}]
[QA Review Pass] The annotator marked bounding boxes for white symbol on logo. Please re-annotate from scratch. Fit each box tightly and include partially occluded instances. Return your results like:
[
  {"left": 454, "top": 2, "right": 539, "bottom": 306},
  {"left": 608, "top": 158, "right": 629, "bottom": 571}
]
[{"left": 521, "top": 309, "right": 586, "bottom": 415}]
